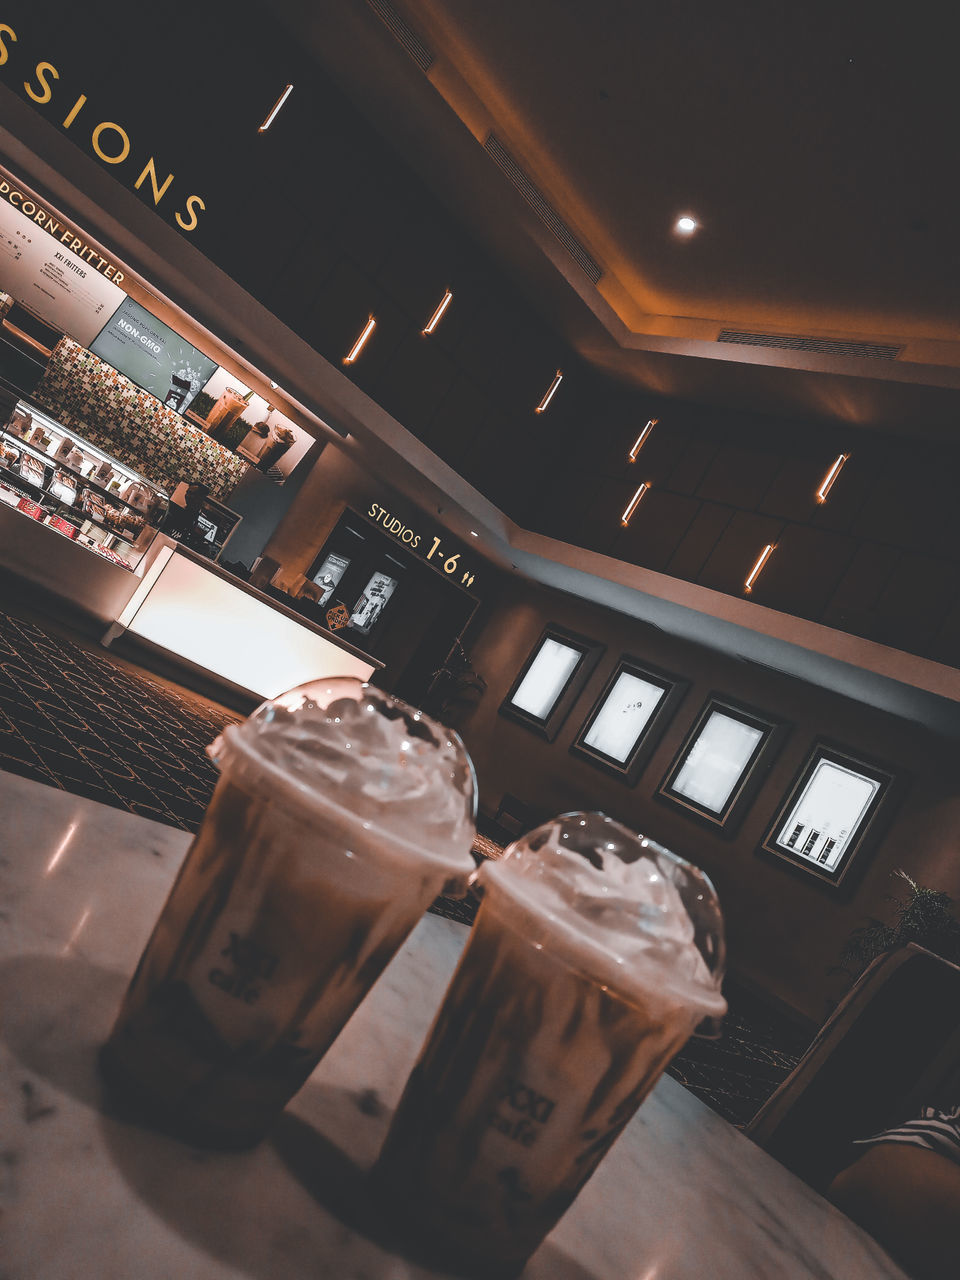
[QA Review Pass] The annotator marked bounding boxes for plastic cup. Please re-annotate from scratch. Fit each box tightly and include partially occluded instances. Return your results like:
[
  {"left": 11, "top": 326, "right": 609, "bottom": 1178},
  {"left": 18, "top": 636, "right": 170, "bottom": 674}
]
[
  {"left": 99, "top": 678, "right": 477, "bottom": 1149},
  {"left": 374, "top": 812, "right": 726, "bottom": 1277},
  {"left": 203, "top": 387, "right": 248, "bottom": 439}
]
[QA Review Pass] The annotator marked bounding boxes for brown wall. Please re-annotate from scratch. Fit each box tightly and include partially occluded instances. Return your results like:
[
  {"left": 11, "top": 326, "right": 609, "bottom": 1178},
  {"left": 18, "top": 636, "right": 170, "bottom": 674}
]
[
  {"left": 263, "top": 443, "right": 482, "bottom": 698},
  {"left": 263, "top": 444, "right": 371, "bottom": 591},
  {"left": 455, "top": 575, "right": 960, "bottom": 1027}
]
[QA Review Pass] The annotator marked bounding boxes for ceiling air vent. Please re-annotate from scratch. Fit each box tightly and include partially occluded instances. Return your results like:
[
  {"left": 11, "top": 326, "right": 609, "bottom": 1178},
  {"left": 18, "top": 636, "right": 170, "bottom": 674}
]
[
  {"left": 717, "top": 330, "right": 903, "bottom": 361},
  {"left": 365, "top": 0, "right": 434, "bottom": 72},
  {"left": 484, "top": 133, "right": 604, "bottom": 284}
]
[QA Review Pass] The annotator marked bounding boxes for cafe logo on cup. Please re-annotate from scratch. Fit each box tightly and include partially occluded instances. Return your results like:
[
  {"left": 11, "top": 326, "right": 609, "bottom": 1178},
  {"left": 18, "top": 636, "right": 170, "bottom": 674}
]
[
  {"left": 208, "top": 932, "right": 278, "bottom": 1005},
  {"left": 487, "top": 1074, "right": 556, "bottom": 1148}
]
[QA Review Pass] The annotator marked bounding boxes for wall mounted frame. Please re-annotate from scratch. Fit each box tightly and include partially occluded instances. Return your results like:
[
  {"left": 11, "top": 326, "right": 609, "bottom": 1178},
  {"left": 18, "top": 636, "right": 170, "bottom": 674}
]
[
  {"left": 657, "top": 694, "right": 790, "bottom": 835},
  {"left": 499, "top": 625, "right": 605, "bottom": 741},
  {"left": 759, "top": 741, "right": 899, "bottom": 889},
  {"left": 571, "top": 657, "right": 689, "bottom": 783}
]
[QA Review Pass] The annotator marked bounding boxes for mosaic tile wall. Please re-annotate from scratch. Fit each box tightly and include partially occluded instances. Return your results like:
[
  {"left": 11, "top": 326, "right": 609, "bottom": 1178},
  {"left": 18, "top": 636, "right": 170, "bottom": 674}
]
[{"left": 30, "top": 339, "right": 249, "bottom": 502}]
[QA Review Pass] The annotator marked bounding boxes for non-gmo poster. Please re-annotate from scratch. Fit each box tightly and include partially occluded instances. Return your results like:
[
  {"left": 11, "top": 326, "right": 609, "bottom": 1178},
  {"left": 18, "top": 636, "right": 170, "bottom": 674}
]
[
  {"left": 0, "top": 197, "right": 125, "bottom": 347},
  {"left": 90, "top": 296, "right": 217, "bottom": 415}
]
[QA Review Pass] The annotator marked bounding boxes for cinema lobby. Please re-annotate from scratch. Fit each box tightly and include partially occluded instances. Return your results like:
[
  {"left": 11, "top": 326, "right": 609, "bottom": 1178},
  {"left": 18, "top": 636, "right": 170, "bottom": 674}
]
[{"left": 2, "top": 4, "right": 959, "bottom": 1278}]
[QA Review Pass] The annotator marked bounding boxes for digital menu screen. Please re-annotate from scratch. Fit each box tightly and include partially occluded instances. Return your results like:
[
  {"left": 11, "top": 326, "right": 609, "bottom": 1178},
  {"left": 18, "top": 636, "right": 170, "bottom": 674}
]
[{"left": 90, "top": 296, "right": 216, "bottom": 415}]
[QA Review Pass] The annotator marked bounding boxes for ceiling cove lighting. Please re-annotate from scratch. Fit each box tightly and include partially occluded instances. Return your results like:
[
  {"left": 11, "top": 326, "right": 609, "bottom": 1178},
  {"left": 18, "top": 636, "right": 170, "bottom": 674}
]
[
  {"left": 535, "top": 370, "right": 563, "bottom": 414},
  {"left": 343, "top": 317, "right": 377, "bottom": 365},
  {"left": 422, "top": 289, "right": 453, "bottom": 335},
  {"left": 816, "top": 453, "right": 849, "bottom": 503},
  {"left": 745, "top": 543, "right": 776, "bottom": 593},
  {"left": 621, "top": 483, "right": 650, "bottom": 526},
  {"left": 258, "top": 84, "right": 294, "bottom": 133},
  {"left": 628, "top": 418, "right": 658, "bottom": 461}
]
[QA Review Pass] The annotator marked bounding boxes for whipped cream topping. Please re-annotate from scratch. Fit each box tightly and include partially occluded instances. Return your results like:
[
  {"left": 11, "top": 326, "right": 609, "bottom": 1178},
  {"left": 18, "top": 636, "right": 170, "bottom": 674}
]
[
  {"left": 209, "top": 678, "right": 477, "bottom": 875},
  {"left": 481, "top": 812, "right": 726, "bottom": 1017}
]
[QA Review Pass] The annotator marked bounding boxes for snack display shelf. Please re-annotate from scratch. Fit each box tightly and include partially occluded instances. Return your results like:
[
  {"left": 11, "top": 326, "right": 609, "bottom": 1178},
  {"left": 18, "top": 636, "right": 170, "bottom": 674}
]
[
  {"left": 0, "top": 427, "right": 163, "bottom": 517},
  {"left": 0, "top": 402, "right": 171, "bottom": 622},
  {"left": 0, "top": 493, "right": 150, "bottom": 622},
  {"left": 0, "top": 403, "right": 169, "bottom": 572}
]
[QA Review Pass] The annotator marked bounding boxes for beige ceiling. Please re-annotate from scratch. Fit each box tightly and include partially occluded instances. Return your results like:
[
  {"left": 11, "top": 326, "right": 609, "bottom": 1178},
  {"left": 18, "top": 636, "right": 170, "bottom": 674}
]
[{"left": 277, "top": 0, "right": 960, "bottom": 435}]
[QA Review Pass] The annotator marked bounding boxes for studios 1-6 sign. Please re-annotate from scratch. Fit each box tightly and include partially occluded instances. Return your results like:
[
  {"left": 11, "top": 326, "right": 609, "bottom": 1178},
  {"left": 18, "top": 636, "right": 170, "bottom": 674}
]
[{"left": 366, "top": 502, "right": 478, "bottom": 591}]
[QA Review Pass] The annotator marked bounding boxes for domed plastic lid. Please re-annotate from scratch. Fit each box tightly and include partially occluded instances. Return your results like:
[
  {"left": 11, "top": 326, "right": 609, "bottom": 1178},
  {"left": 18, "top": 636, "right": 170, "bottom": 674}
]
[
  {"left": 481, "top": 811, "right": 726, "bottom": 1023},
  {"left": 209, "top": 677, "right": 478, "bottom": 883}
]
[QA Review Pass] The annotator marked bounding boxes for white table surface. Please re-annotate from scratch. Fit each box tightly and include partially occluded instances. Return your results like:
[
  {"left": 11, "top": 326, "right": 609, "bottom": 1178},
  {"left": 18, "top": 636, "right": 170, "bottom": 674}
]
[{"left": 0, "top": 770, "right": 908, "bottom": 1279}]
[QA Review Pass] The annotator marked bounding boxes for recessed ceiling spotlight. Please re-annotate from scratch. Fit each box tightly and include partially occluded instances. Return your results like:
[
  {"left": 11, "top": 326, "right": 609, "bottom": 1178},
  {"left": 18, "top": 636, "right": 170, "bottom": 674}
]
[
  {"left": 470, "top": 530, "right": 479, "bottom": 537},
  {"left": 675, "top": 215, "right": 698, "bottom": 235}
]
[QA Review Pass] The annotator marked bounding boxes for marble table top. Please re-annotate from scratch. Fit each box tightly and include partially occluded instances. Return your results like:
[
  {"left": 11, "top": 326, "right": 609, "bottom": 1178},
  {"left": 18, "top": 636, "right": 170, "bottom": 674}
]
[{"left": 0, "top": 770, "right": 908, "bottom": 1279}]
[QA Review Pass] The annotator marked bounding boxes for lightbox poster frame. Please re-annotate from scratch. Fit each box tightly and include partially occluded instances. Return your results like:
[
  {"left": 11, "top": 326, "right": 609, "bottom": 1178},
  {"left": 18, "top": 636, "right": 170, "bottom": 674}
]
[
  {"left": 759, "top": 741, "right": 899, "bottom": 888},
  {"left": 570, "top": 656, "right": 689, "bottom": 783},
  {"left": 657, "top": 693, "right": 790, "bottom": 836}
]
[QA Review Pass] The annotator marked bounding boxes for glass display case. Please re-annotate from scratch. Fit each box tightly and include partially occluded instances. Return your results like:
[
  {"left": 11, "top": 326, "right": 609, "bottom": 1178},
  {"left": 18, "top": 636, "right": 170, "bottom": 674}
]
[{"left": 0, "top": 401, "right": 168, "bottom": 572}]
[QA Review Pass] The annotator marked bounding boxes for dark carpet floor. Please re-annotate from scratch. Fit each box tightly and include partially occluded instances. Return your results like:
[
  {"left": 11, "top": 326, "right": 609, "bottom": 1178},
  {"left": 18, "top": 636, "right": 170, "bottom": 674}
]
[{"left": 0, "top": 603, "right": 810, "bottom": 1127}]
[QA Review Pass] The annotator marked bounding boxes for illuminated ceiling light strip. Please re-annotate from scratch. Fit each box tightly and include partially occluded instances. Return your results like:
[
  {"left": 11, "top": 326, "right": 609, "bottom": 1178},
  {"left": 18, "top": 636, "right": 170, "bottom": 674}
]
[
  {"left": 628, "top": 418, "right": 658, "bottom": 462},
  {"left": 343, "top": 316, "right": 377, "bottom": 365},
  {"left": 816, "top": 453, "right": 849, "bottom": 503},
  {"left": 258, "top": 84, "right": 294, "bottom": 133},
  {"left": 535, "top": 370, "right": 563, "bottom": 414},
  {"left": 422, "top": 289, "right": 453, "bottom": 335},
  {"left": 745, "top": 543, "right": 776, "bottom": 593},
  {"left": 621, "top": 483, "right": 650, "bottom": 526}
]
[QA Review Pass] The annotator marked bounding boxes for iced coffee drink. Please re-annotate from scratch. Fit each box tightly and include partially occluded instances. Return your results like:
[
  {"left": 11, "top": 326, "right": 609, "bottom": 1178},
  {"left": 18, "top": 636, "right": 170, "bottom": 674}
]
[
  {"left": 375, "top": 812, "right": 726, "bottom": 1277},
  {"left": 100, "top": 678, "right": 477, "bottom": 1149},
  {"left": 203, "top": 387, "right": 248, "bottom": 440}
]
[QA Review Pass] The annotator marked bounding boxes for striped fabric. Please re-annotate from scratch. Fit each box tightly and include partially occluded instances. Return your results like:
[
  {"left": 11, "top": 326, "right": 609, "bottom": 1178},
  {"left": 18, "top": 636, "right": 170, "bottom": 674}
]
[{"left": 853, "top": 1105, "right": 960, "bottom": 1167}]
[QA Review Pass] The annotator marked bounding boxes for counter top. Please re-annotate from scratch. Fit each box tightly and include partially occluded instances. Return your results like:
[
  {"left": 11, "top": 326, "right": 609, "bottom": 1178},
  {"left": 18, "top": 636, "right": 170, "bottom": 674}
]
[
  {"left": 0, "top": 771, "right": 907, "bottom": 1279},
  {"left": 157, "top": 538, "right": 383, "bottom": 669}
]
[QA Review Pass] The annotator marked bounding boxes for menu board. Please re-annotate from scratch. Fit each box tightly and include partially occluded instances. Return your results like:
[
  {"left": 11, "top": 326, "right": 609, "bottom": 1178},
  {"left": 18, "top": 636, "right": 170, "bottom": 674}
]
[
  {"left": 0, "top": 198, "right": 124, "bottom": 346},
  {"left": 90, "top": 296, "right": 217, "bottom": 416},
  {"left": 195, "top": 366, "right": 313, "bottom": 480}
]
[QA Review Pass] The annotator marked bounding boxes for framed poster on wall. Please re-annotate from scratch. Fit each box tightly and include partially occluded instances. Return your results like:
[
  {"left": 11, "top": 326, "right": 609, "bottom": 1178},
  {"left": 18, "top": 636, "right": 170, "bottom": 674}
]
[
  {"left": 311, "top": 552, "right": 351, "bottom": 606},
  {"left": 499, "top": 625, "right": 605, "bottom": 741},
  {"left": 348, "top": 571, "right": 399, "bottom": 635},
  {"left": 657, "top": 694, "right": 790, "bottom": 835},
  {"left": 759, "top": 742, "right": 899, "bottom": 888},
  {"left": 571, "top": 657, "right": 689, "bottom": 783}
]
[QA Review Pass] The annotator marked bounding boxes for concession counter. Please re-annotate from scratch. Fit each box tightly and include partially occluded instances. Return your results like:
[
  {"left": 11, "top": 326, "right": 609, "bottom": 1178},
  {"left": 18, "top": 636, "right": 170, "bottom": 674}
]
[{"left": 103, "top": 538, "right": 379, "bottom": 700}]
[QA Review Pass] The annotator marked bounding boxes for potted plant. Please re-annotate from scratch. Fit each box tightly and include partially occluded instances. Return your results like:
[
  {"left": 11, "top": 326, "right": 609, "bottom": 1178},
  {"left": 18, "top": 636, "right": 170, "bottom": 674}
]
[
  {"left": 836, "top": 869, "right": 960, "bottom": 979},
  {"left": 422, "top": 641, "right": 486, "bottom": 728}
]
